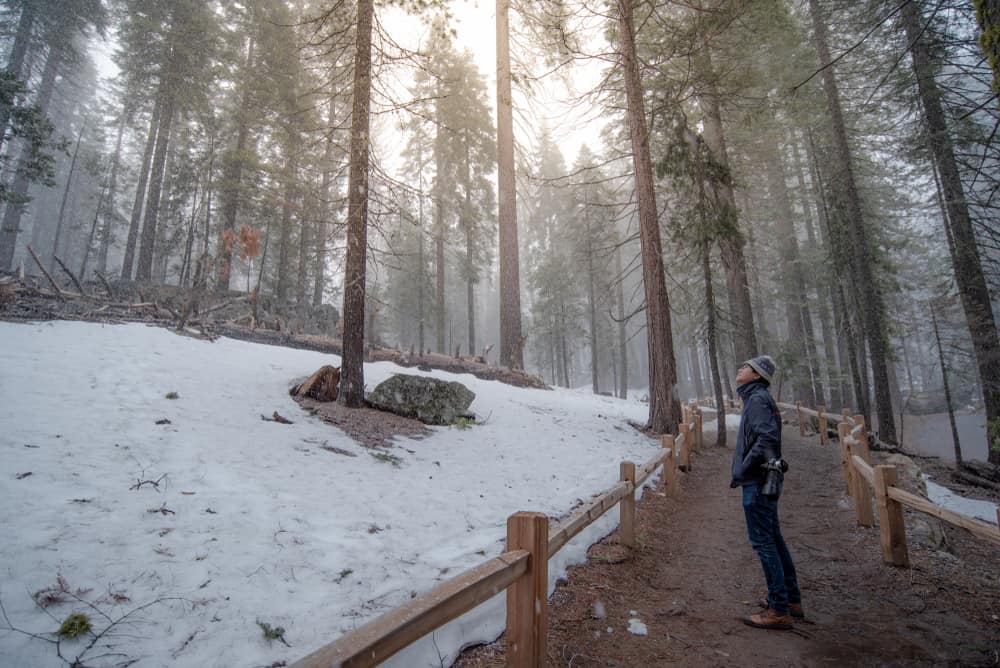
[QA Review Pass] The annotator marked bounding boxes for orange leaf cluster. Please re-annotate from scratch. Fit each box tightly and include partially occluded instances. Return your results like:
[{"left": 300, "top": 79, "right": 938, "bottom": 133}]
[
  {"left": 239, "top": 225, "right": 262, "bottom": 260},
  {"left": 221, "top": 228, "right": 236, "bottom": 254},
  {"left": 220, "top": 226, "right": 262, "bottom": 260}
]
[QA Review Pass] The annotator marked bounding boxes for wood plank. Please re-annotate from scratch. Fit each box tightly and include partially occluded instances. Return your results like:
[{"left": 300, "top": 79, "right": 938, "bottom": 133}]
[
  {"left": 797, "top": 401, "right": 806, "bottom": 436},
  {"left": 678, "top": 426, "right": 691, "bottom": 471},
  {"left": 291, "top": 550, "right": 530, "bottom": 668},
  {"left": 887, "top": 486, "right": 1000, "bottom": 547},
  {"left": 849, "top": 453, "right": 874, "bottom": 527},
  {"left": 548, "top": 481, "right": 632, "bottom": 556},
  {"left": 818, "top": 405, "right": 827, "bottom": 445},
  {"left": 851, "top": 455, "right": 874, "bottom": 487},
  {"left": 620, "top": 462, "right": 636, "bottom": 548},
  {"left": 506, "top": 512, "right": 548, "bottom": 668},
  {"left": 661, "top": 435, "right": 678, "bottom": 497},
  {"left": 852, "top": 415, "right": 872, "bottom": 464},
  {"left": 635, "top": 447, "right": 670, "bottom": 488},
  {"left": 874, "top": 465, "right": 909, "bottom": 566},
  {"left": 837, "top": 422, "right": 852, "bottom": 496}
]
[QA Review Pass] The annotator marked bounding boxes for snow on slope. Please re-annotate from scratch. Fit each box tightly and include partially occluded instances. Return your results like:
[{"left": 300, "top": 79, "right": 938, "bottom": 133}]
[{"left": 0, "top": 321, "right": 660, "bottom": 667}]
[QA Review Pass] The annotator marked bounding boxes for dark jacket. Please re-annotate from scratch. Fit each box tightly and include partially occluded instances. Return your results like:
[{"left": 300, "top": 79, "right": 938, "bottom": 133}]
[{"left": 730, "top": 379, "right": 782, "bottom": 488}]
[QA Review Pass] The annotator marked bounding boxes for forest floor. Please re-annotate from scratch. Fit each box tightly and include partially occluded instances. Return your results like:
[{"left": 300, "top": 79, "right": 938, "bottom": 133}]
[{"left": 455, "top": 421, "right": 1000, "bottom": 668}]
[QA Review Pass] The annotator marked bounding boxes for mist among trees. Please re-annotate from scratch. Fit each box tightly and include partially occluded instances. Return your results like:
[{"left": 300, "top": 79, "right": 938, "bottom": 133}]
[{"left": 2, "top": 0, "right": 999, "bottom": 463}]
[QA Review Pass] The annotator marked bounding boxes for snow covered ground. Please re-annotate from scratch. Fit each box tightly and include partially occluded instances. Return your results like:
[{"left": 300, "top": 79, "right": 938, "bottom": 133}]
[
  {"left": 924, "top": 478, "right": 999, "bottom": 525},
  {"left": 0, "top": 321, "right": 664, "bottom": 668}
]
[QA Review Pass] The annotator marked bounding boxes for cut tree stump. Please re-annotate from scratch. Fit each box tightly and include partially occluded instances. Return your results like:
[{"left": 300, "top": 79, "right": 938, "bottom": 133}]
[{"left": 293, "top": 365, "right": 340, "bottom": 402}]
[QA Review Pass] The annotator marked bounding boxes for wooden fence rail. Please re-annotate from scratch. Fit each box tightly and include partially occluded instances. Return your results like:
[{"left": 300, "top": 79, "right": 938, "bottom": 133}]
[
  {"left": 782, "top": 400, "right": 1000, "bottom": 569},
  {"left": 291, "top": 410, "right": 704, "bottom": 668}
]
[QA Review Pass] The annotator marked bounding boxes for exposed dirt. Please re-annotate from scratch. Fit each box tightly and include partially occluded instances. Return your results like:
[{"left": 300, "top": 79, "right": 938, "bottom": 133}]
[
  {"left": 455, "top": 422, "right": 1000, "bottom": 667},
  {"left": 295, "top": 397, "right": 431, "bottom": 449}
]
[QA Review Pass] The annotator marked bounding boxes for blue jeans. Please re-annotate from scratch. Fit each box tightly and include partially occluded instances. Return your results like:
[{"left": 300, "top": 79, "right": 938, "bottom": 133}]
[{"left": 742, "top": 484, "right": 800, "bottom": 613}]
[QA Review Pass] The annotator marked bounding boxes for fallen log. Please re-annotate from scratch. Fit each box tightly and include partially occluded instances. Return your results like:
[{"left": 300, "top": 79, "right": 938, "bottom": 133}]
[
  {"left": 52, "top": 255, "right": 85, "bottom": 296},
  {"left": 952, "top": 470, "right": 1000, "bottom": 493},
  {"left": 27, "top": 245, "right": 66, "bottom": 298}
]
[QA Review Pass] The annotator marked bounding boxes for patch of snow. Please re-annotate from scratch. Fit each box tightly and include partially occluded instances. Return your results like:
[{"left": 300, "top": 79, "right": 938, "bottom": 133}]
[
  {"left": 627, "top": 618, "right": 647, "bottom": 635},
  {"left": 0, "top": 321, "right": 662, "bottom": 668},
  {"left": 923, "top": 476, "right": 999, "bottom": 525}
]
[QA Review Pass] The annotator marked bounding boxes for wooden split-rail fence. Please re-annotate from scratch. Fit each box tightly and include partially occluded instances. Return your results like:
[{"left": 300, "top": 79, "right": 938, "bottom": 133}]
[
  {"left": 776, "top": 400, "right": 1000, "bottom": 566},
  {"left": 290, "top": 404, "right": 705, "bottom": 668}
]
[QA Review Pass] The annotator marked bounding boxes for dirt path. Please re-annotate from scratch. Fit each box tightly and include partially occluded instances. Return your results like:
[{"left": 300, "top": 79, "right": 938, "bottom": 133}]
[{"left": 457, "top": 424, "right": 1000, "bottom": 667}]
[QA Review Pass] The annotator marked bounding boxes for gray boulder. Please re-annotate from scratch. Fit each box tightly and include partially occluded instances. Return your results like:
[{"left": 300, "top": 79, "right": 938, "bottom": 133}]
[{"left": 368, "top": 374, "right": 475, "bottom": 425}]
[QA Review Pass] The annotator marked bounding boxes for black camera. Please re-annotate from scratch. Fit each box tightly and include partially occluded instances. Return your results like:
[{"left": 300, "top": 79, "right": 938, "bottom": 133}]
[{"left": 761, "top": 458, "right": 788, "bottom": 497}]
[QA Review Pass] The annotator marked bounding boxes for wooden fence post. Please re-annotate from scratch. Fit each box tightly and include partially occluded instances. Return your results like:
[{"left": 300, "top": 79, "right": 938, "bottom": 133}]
[
  {"left": 818, "top": 405, "right": 827, "bottom": 445},
  {"left": 796, "top": 401, "right": 805, "bottom": 436},
  {"left": 695, "top": 409, "right": 703, "bottom": 451},
  {"left": 873, "top": 465, "right": 909, "bottom": 567},
  {"left": 842, "top": 407, "right": 852, "bottom": 421},
  {"left": 660, "top": 435, "right": 678, "bottom": 497},
  {"left": 620, "top": 461, "right": 636, "bottom": 548},
  {"left": 847, "top": 441, "right": 874, "bottom": 527},
  {"left": 679, "top": 423, "right": 692, "bottom": 471},
  {"left": 852, "top": 415, "right": 872, "bottom": 464},
  {"left": 506, "top": 512, "right": 549, "bottom": 667},
  {"left": 837, "top": 423, "right": 852, "bottom": 496}
]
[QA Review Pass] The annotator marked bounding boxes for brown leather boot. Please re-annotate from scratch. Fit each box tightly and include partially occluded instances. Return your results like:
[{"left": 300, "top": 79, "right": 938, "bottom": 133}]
[
  {"left": 743, "top": 608, "right": 794, "bottom": 630},
  {"left": 758, "top": 599, "right": 805, "bottom": 618}
]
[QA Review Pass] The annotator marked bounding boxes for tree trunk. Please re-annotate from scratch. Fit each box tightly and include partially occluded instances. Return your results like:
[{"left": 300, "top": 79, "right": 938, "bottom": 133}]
[
  {"left": 0, "top": 4, "right": 35, "bottom": 155},
  {"left": 496, "top": 0, "right": 524, "bottom": 369},
  {"left": 617, "top": 0, "right": 680, "bottom": 434},
  {"left": 808, "top": 0, "right": 897, "bottom": 443},
  {"left": 80, "top": 174, "right": 111, "bottom": 280},
  {"left": 135, "top": 87, "right": 175, "bottom": 282},
  {"left": 587, "top": 225, "right": 599, "bottom": 394},
  {"left": 50, "top": 123, "right": 86, "bottom": 272},
  {"left": 121, "top": 99, "right": 160, "bottom": 279},
  {"left": 0, "top": 41, "right": 62, "bottom": 271},
  {"left": 178, "top": 176, "right": 201, "bottom": 288},
  {"left": 699, "top": 48, "right": 757, "bottom": 361},
  {"left": 463, "top": 141, "right": 476, "bottom": 355},
  {"left": 276, "top": 149, "right": 298, "bottom": 303},
  {"left": 903, "top": 0, "right": 1000, "bottom": 464},
  {"left": 975, "top": 0, "right": 1000, "bottom": 105},
  {"left": 417, "top": 173, "right": 425, "bottom": 353},
  {"left": 313, "top": 95, "right": 337, "bottom": 308},
  {"left": 761, "top": 132, "right": 812, "bottom": 402},
  {"left": 559, "top": 297, "right": 571, "bottom": 388},
  {"left": 435, "top": 224, "right": 445, "bottom": 354},
  {"left": 96, "top": 109, "right": 129, "bottom": 276},
  {"left": 689, "top": 344, "right": 704, "bottom": 400},
  {"left": 615, "top": 241, "right": 628, "bottom": 399},
  {"left": 702, "top": 237, "right": 726, "bottom": 447},
  {"left": 216, "top": 31, "right": 256, "bottom": 292},
  {"left": 337, "top": 0, "right": 373, "bottom": 408},
  {"left": 805, "top": 125, "right": 853, "bottom": 409},
  {"left": 788, "top": 129, "right": 829, "bottom": 405},
  {"left": 930, "top": 301, "right": 963, "bottom": 466}
]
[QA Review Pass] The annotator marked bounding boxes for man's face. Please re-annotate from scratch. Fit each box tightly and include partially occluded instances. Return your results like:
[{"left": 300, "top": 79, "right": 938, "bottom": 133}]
[{"left": 736, "top": 362, "right": 759, "bottom": 386}]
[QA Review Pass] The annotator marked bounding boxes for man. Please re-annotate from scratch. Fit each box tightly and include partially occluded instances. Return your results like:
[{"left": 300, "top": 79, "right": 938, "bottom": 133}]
[{"left": 730, "top": 355, "right": 803, "bottom": 630}]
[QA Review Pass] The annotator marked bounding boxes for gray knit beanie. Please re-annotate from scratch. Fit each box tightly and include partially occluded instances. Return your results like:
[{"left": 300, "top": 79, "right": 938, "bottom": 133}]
[{"left": 745, "top": 355, "right": 776, "bottom": 384}]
